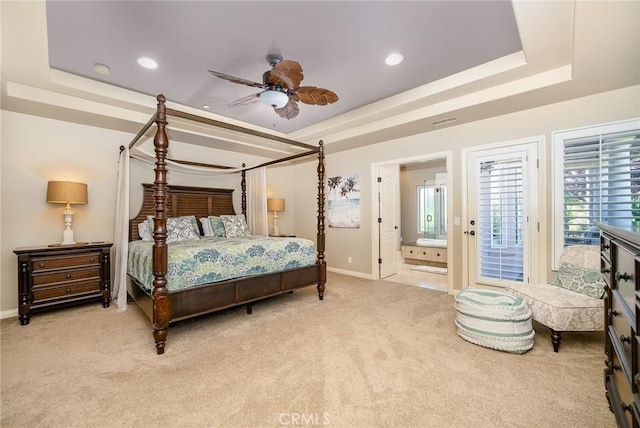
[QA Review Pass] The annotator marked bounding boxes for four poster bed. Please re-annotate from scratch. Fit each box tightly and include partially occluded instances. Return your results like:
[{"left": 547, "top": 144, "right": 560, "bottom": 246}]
[{"left": 124, "top": 94, "right": 326, "bottom": 354}]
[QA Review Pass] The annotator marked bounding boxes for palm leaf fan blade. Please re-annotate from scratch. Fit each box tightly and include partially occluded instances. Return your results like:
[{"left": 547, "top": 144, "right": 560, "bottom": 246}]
[
  {"left": 274, "top": 99, "right": 300, "bottom": 120},
  {"left": 296, "top": 86, "right": 339, "bottom": 105},
  {"left": 208, "top": 70, "right": 264, "bottom": 88},
  {"left": 270, "top": 60, "right": 304, "bottom": 90},
  {"left": 228, "top": 93, "right": 261, "bottom": 107}
]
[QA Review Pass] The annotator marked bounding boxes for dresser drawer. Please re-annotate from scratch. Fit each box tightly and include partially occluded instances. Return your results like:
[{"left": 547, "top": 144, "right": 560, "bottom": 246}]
[
  {"left": 31, "top": 252, "right": 101, "bottom": 272},
  {"left": 33, "top": 280, "right": 101, "bottom": 301},
  {"left": 32, "top": 267, "right": 100, "bottom": 287},
  {"left": 609, "top": 350, "right": 635, "bottom": 427},
  {"left": 614, "top": 244, "right": 637, "bottom": 310},
  {"left": 610, "top": 294, "right": 634, "bottom": 367},
  {"left": 601, "top": 235, "right": 612, "bottom": 260},
  {"left": 601, "top": 257, "right": 612, "bottom": 287}
]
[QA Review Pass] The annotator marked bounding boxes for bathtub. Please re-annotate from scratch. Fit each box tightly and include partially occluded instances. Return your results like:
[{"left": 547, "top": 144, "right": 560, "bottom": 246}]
[{"left": 416, "top": 238, "right": 447, "bottom": 248}]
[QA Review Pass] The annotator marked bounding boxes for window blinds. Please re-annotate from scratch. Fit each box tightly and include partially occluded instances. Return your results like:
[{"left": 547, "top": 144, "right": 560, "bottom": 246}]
[{"left": 562, "top": 129, "right": 640, "bottom": 245}]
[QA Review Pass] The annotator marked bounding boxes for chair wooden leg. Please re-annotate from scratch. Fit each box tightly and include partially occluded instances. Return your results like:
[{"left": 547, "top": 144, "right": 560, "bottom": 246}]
[{"left": 550, "top": 328, "right": 562, "bottom": 352}]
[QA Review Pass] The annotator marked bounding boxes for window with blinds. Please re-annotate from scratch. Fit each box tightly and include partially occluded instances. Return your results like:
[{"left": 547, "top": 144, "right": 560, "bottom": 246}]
[
  {"left": 479, "top": 158, "right": 524, "bottom": 281},
  {"left": 562, "top": 129, "right": 639, "bottom": 245}
]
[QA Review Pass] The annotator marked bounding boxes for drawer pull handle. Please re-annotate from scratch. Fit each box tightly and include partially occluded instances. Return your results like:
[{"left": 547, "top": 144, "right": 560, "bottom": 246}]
[
  {"left": 634, "top": 373, "right": 640, "bottom": 389},
  {"left": 89, "top": 258, "right": 95, "bottom": 263},
  {"left": 608, "top": 309, "right": 619, "bottom": 317},
  {"left": 65, "top": 274, "right": 72, "bottom": 279},
  {"left": 66, "top": 288, "right": 71, "bottom": 293},
  {"left": 39, "top": 263, "right": 45, "bottom": 268},
  {"left": 622, "top": 403, "right": 633, "bottom": 413},
  {"left": 601, "top": 267, "right": 610, "bottom": 274},
  {"left": 615, "top": 272, "right": 631, "bottom": 282},
  {"left": 620, "top": 334, "right": 631, "bottom": 344},
  {"left": 601, "top": 243, "right": 610, "bottom": 251}
]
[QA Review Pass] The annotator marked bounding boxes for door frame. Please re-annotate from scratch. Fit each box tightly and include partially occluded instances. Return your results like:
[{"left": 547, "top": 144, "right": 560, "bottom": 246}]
[
  {"left": 371, "top": 150, "right": 453, "bottom": 294},
  {"left": 461, "top": 136, "right": 546, "bottom": 289}
]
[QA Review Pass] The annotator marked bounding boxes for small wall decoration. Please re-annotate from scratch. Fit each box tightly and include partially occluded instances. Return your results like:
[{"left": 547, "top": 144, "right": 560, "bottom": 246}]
[{"left": 328, "top": 173, "right": 360, "bottom": 228}]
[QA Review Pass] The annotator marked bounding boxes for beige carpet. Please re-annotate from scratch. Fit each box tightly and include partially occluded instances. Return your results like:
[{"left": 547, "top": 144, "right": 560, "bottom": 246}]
[{"left": 1, "top": 272, "right": 614, "bottom": 427}]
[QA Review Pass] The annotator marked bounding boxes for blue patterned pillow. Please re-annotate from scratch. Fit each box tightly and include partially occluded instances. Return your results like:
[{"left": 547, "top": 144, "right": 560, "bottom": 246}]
[
  {"left": 550, "top": 262, "right": 605, "bottom": 299},
  {"left": 208, "top": 216, "right": 227, "bottom": 237},
  {"left": 220, "top": 215, "right": 251, "bottom": 238},
  {"left": 147, "top": 215, "right": 200, "bottom": 242}
]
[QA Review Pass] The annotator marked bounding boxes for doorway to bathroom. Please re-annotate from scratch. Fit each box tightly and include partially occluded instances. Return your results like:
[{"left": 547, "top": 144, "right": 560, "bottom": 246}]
[{"left": 371, "top": 151, "right": 452, "bottom": 294}]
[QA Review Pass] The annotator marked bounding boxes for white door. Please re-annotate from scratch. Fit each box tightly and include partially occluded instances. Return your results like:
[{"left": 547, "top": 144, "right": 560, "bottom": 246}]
[
  {"left": 378, "top": 165, "right": 400, "bottom": 278},
  {"left": 466, "top": 142, "right": 539, "bottom": 287}
]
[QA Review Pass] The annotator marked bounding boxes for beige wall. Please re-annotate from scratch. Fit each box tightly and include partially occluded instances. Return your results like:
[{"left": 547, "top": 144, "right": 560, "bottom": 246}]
[
  {"left": 2, "top": 84, "right": 639, "bottom": 315},
  {"left": 291, "top": 85, "right": 640, "bottom": 290}
]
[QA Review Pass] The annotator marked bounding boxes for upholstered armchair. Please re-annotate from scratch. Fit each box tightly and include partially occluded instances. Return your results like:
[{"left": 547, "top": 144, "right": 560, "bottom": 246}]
[{"left": 505, "top": 245, "right": 605, "bottom": 352}]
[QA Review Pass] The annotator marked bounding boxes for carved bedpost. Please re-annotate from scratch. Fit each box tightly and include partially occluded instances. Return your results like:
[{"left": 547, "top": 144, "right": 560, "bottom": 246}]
[
  {"left": 241, "top": 163, "right": 247, "bottom": 218},
  {"left": 316, "top": 140, "right": 326, "bottom": 300},
  {"left": 152, "top": 94, "right": 171, "bottom": 354}
]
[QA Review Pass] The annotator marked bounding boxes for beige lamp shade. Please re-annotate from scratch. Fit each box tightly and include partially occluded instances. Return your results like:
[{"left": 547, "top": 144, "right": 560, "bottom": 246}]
[
  {"left": 47, "top": 181, "right": 88, "bottom": 205},
  {"left": 267, "top": 198, "right": 285, "bottom": 212}
]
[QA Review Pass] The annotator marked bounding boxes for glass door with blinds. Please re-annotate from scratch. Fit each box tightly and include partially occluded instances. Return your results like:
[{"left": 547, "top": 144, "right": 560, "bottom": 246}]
[
  {"left": 466, "top": 142, "right": 539, "bottom": 287},
  {"left": 552, "top": 119, "right": 640, "bottom": 268}
]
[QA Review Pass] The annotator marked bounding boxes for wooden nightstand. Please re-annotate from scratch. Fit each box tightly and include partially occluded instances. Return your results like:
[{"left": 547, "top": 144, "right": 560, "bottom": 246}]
[{"left": 14, "top": 242, "right": 113, "bottom": 325}]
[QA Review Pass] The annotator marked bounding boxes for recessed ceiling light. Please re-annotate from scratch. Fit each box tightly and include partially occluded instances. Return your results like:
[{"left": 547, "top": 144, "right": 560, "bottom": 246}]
[
  {"left": 385, "top": 53, "right": 404, "bottom": 66},
  {"left": 93, "top": 63, "right": 110, "bottom": 75},
  {"left": 203, "top": 105, "right": 210, "bottom": 109},
  {"left": 137, "top": 57, "right": 158, "bottom": 69}
]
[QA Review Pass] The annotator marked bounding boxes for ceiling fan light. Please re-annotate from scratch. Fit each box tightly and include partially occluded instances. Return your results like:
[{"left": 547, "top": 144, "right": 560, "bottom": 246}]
[{"left": 260, "top": 90, "right": 289, "bottom": 108}]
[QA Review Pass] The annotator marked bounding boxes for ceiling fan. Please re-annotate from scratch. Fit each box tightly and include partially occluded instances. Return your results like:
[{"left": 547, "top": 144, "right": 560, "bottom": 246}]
[{"left": 208, "top": 54, "right": 339, "bottom": 120}]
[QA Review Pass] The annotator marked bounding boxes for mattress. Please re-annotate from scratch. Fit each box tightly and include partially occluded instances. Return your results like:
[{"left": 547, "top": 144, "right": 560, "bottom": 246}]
[{"left": 128, "top": 236, "right": 316, "bottom": 293}]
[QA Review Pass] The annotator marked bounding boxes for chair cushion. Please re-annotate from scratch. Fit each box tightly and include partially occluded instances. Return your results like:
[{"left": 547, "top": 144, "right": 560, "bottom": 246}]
[
  {"left": 505, "top": 283, "right": 604, "bottom": 332},
  {"left": 454, "top": 288, "right": 534, "bottom": 354},
  {"left": 550, "top": 262, "right": 605, "bottom": 299}
]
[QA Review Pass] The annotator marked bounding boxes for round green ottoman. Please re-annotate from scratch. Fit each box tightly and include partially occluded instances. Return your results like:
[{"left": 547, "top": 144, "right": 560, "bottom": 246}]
[{"left": 454, "top": 288, "right": 534, "bottom": 354}]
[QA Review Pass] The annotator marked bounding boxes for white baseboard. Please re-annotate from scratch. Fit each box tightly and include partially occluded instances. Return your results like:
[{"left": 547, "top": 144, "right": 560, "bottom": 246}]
[
  {"left": 327, "top": 266, "right": 375, "bottom": 280},
  {"left": 1, "top": 308, "right": 18, "bottom": 320}
]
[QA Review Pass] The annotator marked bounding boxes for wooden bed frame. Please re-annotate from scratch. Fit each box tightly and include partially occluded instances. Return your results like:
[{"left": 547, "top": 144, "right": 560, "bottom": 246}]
[{"left": 127, "top": 94, "right": 326, "bottom": 354}]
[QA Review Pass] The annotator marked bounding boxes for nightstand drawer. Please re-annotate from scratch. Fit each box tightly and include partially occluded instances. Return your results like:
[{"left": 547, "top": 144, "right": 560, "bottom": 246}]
[
  {"left": 33, "top": 280, "right": 101, "bottom": 301},
  {"left": 32, "top": 252, "right": 101, "bottom": 272},
  {"left": 33, "top": 267, "right": 100, "bottom": 287}
]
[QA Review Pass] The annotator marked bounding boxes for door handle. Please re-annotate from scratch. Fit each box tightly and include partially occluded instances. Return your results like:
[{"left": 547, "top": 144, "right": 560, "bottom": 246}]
[{"left": 464, "top": 231, "right": 476, "bottom": 235}]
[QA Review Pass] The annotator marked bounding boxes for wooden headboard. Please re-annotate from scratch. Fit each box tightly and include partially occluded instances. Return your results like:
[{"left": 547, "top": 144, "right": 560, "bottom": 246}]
[{"left": 129, "top": 183, "right": 236, "bottom": 241}]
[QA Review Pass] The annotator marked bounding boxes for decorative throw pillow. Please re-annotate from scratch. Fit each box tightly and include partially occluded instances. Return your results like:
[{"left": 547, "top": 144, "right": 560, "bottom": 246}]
[
  {"left": 138, "top": 221, "right": 151, "bottom": 241},
  {"left": 208, "top": 216, "right": 227, "bottom": 237},
  {"left": 220, "top": 215, "right": 251, "bottom": 238},
  {"left": 199, "top": 217, "right": 213, "bottom": 237},
  {"left": 166, "top": 216, "right": 201, "bottom": 242},
  {"left": 147, "top": 215, "right": 200, "bottom": 242},
  {"left": 550, "top": 262, "right": 606, "bottom": 299}
]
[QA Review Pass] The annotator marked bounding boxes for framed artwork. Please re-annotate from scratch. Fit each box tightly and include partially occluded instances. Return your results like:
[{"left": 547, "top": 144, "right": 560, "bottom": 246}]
[{"left": 327, "top": 173, "right": 360, "bottom": 228}]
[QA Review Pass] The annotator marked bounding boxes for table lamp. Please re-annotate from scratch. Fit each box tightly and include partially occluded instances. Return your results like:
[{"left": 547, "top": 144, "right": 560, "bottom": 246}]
[
  {"left": 267, "top": 198, "right": 285, "bottom": 236},
  {"left": 47, "top": 181, "right": 88, "bottom": 245}
]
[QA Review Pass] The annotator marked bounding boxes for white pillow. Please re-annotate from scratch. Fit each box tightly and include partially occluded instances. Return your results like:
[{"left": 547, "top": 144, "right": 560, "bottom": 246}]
[
  {"left": 138, "top": 221, "right": 151, "bottom": 241},
  {"left": 199, "top": 217, "right": 214, "bottom": 237}
]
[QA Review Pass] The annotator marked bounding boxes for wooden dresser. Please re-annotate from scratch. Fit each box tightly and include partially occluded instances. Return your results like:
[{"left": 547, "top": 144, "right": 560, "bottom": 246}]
[
  {"left": 600, "top": 224, "right": 640, "bottom": 427},
  {"left": 14, "top": 242, "right": 113, "bottom": 325},
  {"left": 401, "top": 243, "right": 447, "bottom": 268}
]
